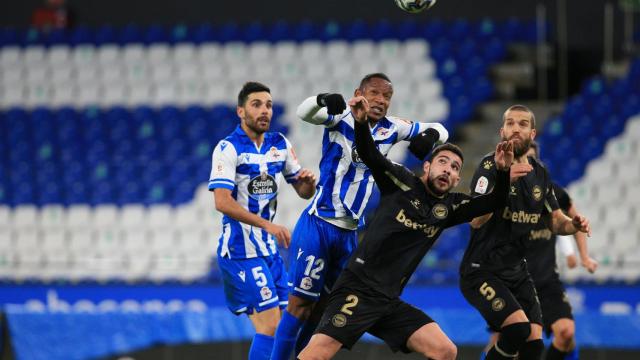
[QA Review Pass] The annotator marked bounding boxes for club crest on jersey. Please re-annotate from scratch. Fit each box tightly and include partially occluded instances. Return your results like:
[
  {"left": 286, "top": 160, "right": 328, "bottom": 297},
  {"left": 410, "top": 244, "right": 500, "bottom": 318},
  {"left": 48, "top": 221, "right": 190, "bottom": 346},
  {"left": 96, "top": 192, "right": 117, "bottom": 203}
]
[
  {"left": 248, "top": 172, "right": 278, "bottom": 200},
  {"left": 532, "top": 185, "right": 543, "bottom": 201},
  {"left": 350, "top": 146, "right": 368, "bottom": 169},
  {"left": 300, "top": 277, "right": 313, "bottom": 291},
  {"left": 260, "top": 286, "right": 273, "bottom": 301},
  {"left": 492, "top": 297, "right": 506, "bottom": 311},
  {"left": 432, "top": 204, "right": 448, "bottom": 219},
  {"left": 269, "top": 146, "right": 281, "bottom": 160},
  {"left": 332, "top": 314, "right": 347, "bottom": 328},
  {"left": 216, "top": 161, "right": 224, "bottom": 175},
  {"left": 483, "top": 160, "right": 493, "bottom": 170}
]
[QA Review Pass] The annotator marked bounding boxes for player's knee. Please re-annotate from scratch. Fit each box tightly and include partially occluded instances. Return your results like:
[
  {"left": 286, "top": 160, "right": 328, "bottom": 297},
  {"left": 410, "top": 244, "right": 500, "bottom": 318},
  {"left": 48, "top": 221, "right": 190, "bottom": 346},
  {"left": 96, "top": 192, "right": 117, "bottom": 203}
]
[
  {"left": 429, "top": 342, "right": 457, "bottom": 360},
  {"left": 497, "top": 322, "right": 531, "bottom": 354}
]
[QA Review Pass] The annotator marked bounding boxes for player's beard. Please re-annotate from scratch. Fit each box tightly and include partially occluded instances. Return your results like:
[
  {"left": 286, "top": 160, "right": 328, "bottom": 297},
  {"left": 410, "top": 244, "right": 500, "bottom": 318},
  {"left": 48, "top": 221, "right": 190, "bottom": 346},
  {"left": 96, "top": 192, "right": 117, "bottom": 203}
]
[
  {"left": 426, "top": 172, "right": 450, "bottom": 196},
  {"left": 245, "top": 115, "right": 270, "bottom": 134},
  {"left": 502, "top": 135, "right": 531, "bottom": 158}
]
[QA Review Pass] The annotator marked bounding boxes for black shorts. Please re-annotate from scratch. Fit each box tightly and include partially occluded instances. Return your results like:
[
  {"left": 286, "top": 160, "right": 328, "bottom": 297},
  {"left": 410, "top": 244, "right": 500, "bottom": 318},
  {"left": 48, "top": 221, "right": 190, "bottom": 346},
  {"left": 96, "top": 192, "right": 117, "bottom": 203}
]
[
  {"left": 316, "top": 273, "right": 434, "bottom": 353},
  {"left": 536, "top": 279, "right": 573, "bottom": 337},
  {"left": 460, "top": 264, "right": 542, "bottom": 332}
]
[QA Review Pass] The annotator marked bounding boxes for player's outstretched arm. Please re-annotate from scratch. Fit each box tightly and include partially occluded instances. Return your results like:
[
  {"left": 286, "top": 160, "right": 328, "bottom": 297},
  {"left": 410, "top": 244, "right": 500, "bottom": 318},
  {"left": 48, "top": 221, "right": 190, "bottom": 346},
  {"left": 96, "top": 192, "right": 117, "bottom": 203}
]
[
  {"left": 292, "top": 168, "right": 317, "bottom": 199},
  {"left": 566, "top": 204, "right": 598, "bottom": 273},
  {"left": 550, "top": 209, "right": 591, "bottom": 238},
  {"left": 296, "top": 93, "right": 346, "bottom": 125},
  {"left": 214, "top": 188, "right": 291, "bottom": 248}
]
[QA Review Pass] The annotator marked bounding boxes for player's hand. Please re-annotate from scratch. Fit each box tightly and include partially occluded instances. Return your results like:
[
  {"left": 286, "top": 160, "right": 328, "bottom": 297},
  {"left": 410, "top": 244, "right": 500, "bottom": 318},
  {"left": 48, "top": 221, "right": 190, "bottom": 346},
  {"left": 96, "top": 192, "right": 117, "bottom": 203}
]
[
  {"left": 509, "top": 163, "right": 533, "bottom": 183},
  {"left": 317, "top": 93, "right": 346, "bottom": 115},
  {"left": 571, "top": 215, "right": 591, "bottom": 236},
  {"left": 348, "top": 96, "right": 369, "bottom": 123},
  {"left": 581, "top": 256, "right": 598, "bottom": 273},
  {"left": 566, "top": 254, "right": 578, "bottom": 269},
  {"left": 296, "top": 168, "right": 317, "bottom": 185},
  {"left": 265, "top": 223, "right": 291, "bottom": 248},
  {"left": 494, "top": 140, "right": 514, "bottom": 171}
]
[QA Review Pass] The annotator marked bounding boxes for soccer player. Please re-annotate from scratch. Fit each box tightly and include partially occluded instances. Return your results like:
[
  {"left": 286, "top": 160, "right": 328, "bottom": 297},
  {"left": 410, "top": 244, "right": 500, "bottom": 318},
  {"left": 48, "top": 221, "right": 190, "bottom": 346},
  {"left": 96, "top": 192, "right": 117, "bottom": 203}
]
[
  {"left": 460, "top": 105, "right": 591, "bottom": 360},
  {"left": 298, "top": 95, "right": 523, "bottom": 360},
  {"left": 271, "top": 73, "right": 449, "bottom": 359},
  {"left": 209, "top": 82, "right": 317, "bottom": 360},
  {"left": 481, "top": 142, "right": 598, "bottom": 360}
]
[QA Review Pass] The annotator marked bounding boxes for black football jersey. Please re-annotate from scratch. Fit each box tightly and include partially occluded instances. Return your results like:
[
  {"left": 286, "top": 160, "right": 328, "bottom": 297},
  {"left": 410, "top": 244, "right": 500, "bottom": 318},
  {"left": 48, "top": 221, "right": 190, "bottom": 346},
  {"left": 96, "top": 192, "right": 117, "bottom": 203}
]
[
  {"left": 460, "top": 153, "right": 560, "bottom": 275},
  {"left": 347, "top": 122, "right": 510, "bottom": 299},
  {"left": 525, "top": 183, "right": 572, "bottom": 284}
]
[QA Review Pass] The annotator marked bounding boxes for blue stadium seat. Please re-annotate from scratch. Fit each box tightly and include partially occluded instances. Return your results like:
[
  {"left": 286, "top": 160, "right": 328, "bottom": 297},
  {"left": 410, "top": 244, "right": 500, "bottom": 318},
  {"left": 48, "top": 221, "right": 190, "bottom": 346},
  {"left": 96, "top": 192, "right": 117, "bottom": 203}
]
[
  {"left": 169, "top": 24, "right": 190, "bottom": 43},
  {"left": 118, "top": 181, "right": 143, "bottom": 204},
  {"left": 90, "top": 182, "right": 115, "bottom": 205},
  {"left": 267, "top": 20, "right": 292, "bottom": 42},
  {"left": 344, "top": 19, "right": 368, "bottom": 42},
  {"left": 69, "top": 26, "right": 94, "bottom": 45},
  {"left": 45, "top": 28, "right": 68, "bottom": 46},
  {"left": 396, "top": 19, "right": 419, "bottom": 40},
  {"left": 448, "top": 19, "right": 471, "bottom": 41},
  {"left": 294, "top": 21, "right": 319, "bottom": 42},
  {"left": 475, "top": 18, "right": 499, "bottom": 40},
  {"left": 370, "top": 20, "right": 395, "bottom": 41},
  {"left": 242, "top": 22, "right": 265, "bottom": 43},
  {"left": 65, "top": 182, "right": 88, "bottom": 204},
  {"left": 119, "top": 24, "right": 143, "bottom": 44},
  {"left": 319, "top": 21, "right": 342, "bottom": 42},
  {"left": 216, "top": 22, "right": 240, "bottom": 43},
  {"left": 94, "top": 25, "right": 117, "bottom": 45},
  {"left": 0, "top": 27, "right": 19, "bottom": 46},
  {"left": 191, "top": 23, "right": 215, "bottom": 44},
  {"left": 482, "top": 37, "right": 506, "bottom": 62},
  {"left": 144, "top": 24, "right": 168, "bottom": 44},
  {"left": 420, "top": 19, "right": 446, "bottom": 42}
]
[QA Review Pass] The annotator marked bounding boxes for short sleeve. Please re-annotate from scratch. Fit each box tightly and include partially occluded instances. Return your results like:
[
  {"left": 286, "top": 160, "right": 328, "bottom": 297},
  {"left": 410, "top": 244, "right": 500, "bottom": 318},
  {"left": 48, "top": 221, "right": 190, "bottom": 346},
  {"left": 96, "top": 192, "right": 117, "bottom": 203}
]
[
  {"left": 470, "top": 155, "right": 497, "bottom": 196},
  {"left": 282, "top": 135, "right": 302, "bottom": 184},
  {"left": 387, "top": 116, "right": 419, "bottom": 141},
  {"left": 544, "top": 182, "right": 560, "bottom": 213},
  {"left": 208, "top": 139, "right": 237, "bottom": 191}
]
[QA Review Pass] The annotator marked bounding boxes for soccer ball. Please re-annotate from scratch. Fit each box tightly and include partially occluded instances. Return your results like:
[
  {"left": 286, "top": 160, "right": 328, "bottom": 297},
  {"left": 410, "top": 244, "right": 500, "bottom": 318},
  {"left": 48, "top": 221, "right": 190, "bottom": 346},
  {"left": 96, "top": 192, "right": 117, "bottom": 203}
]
[{"left": 394, "top": 0, "right": 437, "bottom": 14}]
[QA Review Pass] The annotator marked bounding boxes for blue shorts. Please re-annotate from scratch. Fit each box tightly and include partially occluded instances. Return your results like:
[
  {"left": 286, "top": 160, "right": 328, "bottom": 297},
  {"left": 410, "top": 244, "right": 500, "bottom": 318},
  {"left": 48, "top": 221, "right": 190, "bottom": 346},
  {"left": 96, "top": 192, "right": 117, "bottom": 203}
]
[
  {"left": 218, "top": 254, "right": 289, "bottom": 315},
  {"left": 288, "top": 211, "right": 358, "bottom": 301}
]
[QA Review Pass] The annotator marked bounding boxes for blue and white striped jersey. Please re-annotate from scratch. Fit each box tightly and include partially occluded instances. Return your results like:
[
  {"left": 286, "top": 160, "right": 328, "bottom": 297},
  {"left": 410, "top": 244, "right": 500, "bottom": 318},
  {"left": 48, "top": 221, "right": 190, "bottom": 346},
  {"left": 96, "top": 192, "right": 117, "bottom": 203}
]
[
  {"left": 298, "top": 97, "right": 448, "bottom": 228},
  {"left": 209, "top": 125, "right": 301, "bottom": 259}
]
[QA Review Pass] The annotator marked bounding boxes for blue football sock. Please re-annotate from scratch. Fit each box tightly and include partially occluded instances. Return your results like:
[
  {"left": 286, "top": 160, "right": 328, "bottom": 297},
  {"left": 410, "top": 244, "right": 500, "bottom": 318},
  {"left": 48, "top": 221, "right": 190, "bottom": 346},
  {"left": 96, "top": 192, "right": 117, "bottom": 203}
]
[
  {"left": 294, "top": 321, "right": 318, "bottom": 356},
  {"left": 479, "top": 351, "right": 487, "bottom": 360},
  {"left": 271, "top": 311, "right": 304, "bottom": 360},
  {"left": 567, "top": 344, "right": 579, "bottom": 360},
  {"left": 249, "top": 333, "right": 274, "bottom": 360}
]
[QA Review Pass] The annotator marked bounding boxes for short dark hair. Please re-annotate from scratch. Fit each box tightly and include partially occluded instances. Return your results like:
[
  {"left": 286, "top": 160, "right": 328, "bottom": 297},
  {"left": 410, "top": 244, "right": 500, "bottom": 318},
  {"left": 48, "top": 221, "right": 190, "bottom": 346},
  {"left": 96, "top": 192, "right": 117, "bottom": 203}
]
[
  {"left": 358, "top": 73, "right": 392, "bottom": 90},
  {"left": 430, "top": 143, "right": 464, "bottom": 165},
  {"left": 237, "top": 81, "right": 270, "bottom": 106},
  {"left": 503, "top": 104, "right": 536, "bottom": 129}
]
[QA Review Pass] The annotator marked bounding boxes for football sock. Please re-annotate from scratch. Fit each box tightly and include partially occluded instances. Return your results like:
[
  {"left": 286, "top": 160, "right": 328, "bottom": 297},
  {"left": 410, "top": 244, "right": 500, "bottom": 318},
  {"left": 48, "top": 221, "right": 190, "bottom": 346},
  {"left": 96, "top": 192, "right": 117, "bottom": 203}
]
[
  {"left": 486, "top": 322, "right": 531, "bottom": 360},
  {"left": 294, "top": 321, "right": 318, "bottom": 355},
  {"left": 271, "top": 311, "right": 304, "bottom": 360},
  {"left": 519, "top": 339, "right": 544, "bottom": 360},
  {"left": 546, "top": 344, "right": 570, "bottom": 360},
  {"left": 249, "top": 333, "right": 274, "bottom": 360}
]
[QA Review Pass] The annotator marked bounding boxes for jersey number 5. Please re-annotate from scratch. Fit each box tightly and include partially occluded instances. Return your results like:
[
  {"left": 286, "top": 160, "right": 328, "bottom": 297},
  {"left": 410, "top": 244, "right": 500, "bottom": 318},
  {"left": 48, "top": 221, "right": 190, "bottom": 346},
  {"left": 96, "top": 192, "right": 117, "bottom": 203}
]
[
  {"left": 252, "top": 266, "right": 268, "bottom": 287},
  {"left": 479, "top": 282, "right": 496, "bottom": 301}
]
